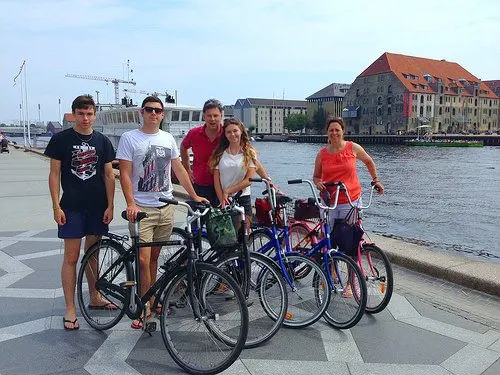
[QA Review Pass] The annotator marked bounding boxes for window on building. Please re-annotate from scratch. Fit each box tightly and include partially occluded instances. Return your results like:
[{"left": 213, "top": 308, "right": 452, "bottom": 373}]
[
  {"left": 387, "top": 107, "right": 392, "bottom": 115},
  {"left": 388, "top": 85, "right": 392, "bottom": 93},
  {"left": 171, "top": 110, "right": 179, "bottom": 121},
  {"left": 181, "top": 111, "right": 190, "bottom": 121},
  {"left": 439, "top": 107, "right": 442, "bottom": 115},
  {"left": 420, "top": 95, "right": 424, "bottom": 104},
  {"left": 387, "top": 97, "right": 392, "bottom": 104},
  {"left": 378, "top": 97, "right": 382, "bottom": 105},
  {"left": 452, "top": 108, "right": 455, "bottom": 115},
  {"left": 192, "top": 111, "right": 200, "bottom": 121}
]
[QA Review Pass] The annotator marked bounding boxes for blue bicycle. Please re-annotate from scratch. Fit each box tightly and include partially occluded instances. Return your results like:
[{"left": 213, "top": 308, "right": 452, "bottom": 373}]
[
  {"left": 249, "top": 178, "right": 368, "bottom": 329},
  {"left": 248, "top": 177, "right": 331, "bottom": 328}
]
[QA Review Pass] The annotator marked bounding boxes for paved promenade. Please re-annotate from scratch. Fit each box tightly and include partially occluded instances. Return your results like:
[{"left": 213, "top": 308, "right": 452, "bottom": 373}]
[{"left": 1, "top": 147, "right": 500, "bottom": 375}]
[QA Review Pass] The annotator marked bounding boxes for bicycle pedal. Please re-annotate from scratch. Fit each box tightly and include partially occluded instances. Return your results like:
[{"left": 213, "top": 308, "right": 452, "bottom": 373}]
[
  {"left": 120, "top": 281, "right": 136, "bottom": 287},
  {"left": 144, "top": 321, "right": 157, "bottom": 334}
]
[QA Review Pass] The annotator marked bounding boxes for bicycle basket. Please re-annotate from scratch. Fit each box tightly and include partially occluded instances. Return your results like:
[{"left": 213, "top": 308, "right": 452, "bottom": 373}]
[
  {"left": 331, "top": 207, "right": 364, "bottom": 256},
  {"left": 254, "top": 196, "right": 288, "bottom": 227},
  {"left": 293, "top": 198, "right": 320, "bottom": 220},
  {"left": 255, "top": 197, "right": 272, "bottom": 226},
  {"left": 206, "top": 208, "right": 238, "bottom": 248}
]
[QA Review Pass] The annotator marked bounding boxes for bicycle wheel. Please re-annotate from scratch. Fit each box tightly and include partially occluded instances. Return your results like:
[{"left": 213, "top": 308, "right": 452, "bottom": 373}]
[
  {"left": 216, "top": 251, "right": 287, "bottom": 348},
  {"left": 358, "top": 244, "right": 393, "bottom": 314},
  {"left": 77, "top": 239, "right": 131, "bottom": 330},
  {"left": 163, "top": 227, "right": 212, "bottom": 263},
  {"left": 160, "top": 263, "right": 248, "bottom": 375},
  {"left": 321, "top": 252, "right": 367, "bottom": 329},
  {"left": 282, "top": 254, "right": 330, "bottom": 328},
  {"left": 288, "top": 223, "right": 313, "bottom": 251},
  {"left": 248, "top": 228, "right": 273, "bottom": 256}
]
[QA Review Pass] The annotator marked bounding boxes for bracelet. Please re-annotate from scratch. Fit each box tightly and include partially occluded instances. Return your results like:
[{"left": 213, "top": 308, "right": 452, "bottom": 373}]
[
  {"left": 53, "top": 207, "right": 61, "bottom": 211},
  {"left": 372, "top": 177, "right": 380, "bottom": 182}
]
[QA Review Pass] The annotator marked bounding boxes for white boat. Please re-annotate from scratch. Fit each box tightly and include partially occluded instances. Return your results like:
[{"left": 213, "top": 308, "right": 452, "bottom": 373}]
[{"left": 92, "top": 104, "right": 203, "bottom": 149}]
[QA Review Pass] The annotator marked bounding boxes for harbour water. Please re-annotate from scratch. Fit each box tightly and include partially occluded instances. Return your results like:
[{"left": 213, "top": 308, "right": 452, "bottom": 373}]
[
  {"left": 8, "top": 135, "right": 500, "bottom": 264},
  {"left": 253, "top": 141, "right": 500, "bottom": 264}
]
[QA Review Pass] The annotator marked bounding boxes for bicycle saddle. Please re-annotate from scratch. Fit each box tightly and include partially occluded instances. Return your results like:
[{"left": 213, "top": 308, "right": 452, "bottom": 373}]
[{"left": 121, "top": 211, "right": 148, "bottom": 222}]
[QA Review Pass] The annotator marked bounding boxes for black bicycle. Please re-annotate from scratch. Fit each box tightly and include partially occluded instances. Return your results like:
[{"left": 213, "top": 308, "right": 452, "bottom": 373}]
[
  {"left": 76, "top": 200, "right": 249, "bottom": 375},
  {"left": 167, "top": 194, "right": 288, "bottom": 348}
]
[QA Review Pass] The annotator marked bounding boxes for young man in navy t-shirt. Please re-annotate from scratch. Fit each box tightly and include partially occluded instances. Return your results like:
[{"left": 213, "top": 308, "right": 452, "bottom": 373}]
[{"left": 44, "top": 95, "right": 116, "bottom": 330}]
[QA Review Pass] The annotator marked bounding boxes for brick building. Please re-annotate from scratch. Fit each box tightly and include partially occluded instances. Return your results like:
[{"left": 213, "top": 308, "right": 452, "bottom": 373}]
[{"left": 343, "top": 52, "right": 499, "bottom": 135}]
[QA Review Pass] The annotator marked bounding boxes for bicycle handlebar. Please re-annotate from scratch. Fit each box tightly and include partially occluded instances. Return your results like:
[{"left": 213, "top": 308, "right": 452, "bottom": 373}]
[
  {"left": 287, "top": 179, "right": 377, "bottom": 210},
  {"left": 159, "top": 197, "right": 211, "bottom": 220}
]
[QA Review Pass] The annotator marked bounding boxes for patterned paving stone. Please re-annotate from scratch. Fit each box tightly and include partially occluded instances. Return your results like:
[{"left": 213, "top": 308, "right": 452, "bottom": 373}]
[
  {"left": 351, "top": 319, "right": 466, "bottom": 364},
  {"left": 0, "top": 239, "right": 62, "bottom": 256},
  {"left": 406, "top": 295, "right": 490, "bottom": 333},
  {"left": 0, "top": 330, "right": 107, "bottom": 375},
  {"left": 0, "top": 297, "right": 60, "bottom": 328},
  {"left": 482, "top": 358, "right": 500, "bottom": 375}
]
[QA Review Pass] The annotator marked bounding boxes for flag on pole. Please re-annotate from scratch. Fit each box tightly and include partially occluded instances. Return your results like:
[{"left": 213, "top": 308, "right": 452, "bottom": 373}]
[{"left": 13, "top": 60, "right": 26, "bottom": 87}]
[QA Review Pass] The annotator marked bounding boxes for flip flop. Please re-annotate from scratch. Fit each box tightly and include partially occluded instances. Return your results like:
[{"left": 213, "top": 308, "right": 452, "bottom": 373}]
[
  {"left": 63, "top": 317, "right": 80, "bottom": 330},
  {"left": 130, "top": 313, "right": 152, "bottom": 329},
  {"left": 155, "top": 304, "right": 163, "bottom": 315},
  {"left": 88, "top": 302, "right": 118, "bottom": 310},
  {"left": 131, "top": 318, "right": 143, "bottom": 329}
]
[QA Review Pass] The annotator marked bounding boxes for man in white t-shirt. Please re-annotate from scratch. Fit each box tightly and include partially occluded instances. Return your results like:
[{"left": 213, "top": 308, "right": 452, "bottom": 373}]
[{"left": 116, "top": 96, "right": 207, "bottom": 329}]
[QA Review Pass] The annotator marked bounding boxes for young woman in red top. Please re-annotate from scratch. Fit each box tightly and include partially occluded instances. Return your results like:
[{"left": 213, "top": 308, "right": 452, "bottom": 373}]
[{"left": 313, "top": 117, "right": 384, "bottom": 223}]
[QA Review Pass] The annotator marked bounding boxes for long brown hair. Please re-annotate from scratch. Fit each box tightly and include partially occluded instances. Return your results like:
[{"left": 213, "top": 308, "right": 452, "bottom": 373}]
[{"left": 209, "top": 118, "right": 257, "bottom": 172}]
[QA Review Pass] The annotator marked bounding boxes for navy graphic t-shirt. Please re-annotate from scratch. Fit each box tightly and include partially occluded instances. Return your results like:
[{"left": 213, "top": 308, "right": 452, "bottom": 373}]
[{"left": 44, "top": 128, "right": 115, "bottom": 211}]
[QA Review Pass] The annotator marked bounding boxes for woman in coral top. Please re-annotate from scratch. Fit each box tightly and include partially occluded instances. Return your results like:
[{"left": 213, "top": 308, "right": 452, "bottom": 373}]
[{"left": 313, "top": 117, "right": 384, "bottom": 223}]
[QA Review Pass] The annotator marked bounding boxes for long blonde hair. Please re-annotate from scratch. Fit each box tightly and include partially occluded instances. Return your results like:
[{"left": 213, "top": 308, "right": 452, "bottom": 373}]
[{"left": 209, "top": 118, "right": 257, "bottom": 172}]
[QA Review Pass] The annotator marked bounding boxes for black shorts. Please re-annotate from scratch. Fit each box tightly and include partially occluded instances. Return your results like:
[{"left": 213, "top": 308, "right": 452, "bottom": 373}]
[
  {"left": 234, "top": 195, "right": 252, "bottom": 217},
  {"left": 194, "top": 183, "right": 219, "bottom": 207},
  {"left": 58, "top": 209, "right": 108, "bottom": 239}
]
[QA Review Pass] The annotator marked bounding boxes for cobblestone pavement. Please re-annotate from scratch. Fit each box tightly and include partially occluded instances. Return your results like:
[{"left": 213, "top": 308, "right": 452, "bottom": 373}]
[{"left": 1, "top": 226, "right": 499, "bottom": 375}]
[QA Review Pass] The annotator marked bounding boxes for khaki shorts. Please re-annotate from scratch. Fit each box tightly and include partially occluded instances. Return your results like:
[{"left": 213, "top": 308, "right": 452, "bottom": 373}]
[{"left": 129, "top": 204, "right": 175, "bottom": 243}]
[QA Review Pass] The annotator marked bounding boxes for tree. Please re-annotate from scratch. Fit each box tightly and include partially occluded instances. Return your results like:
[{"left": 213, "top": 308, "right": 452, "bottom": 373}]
[
  {"left": 247, "top": 125, "right": 256, "bottom": 134},
  {"left": 284, "top": 113, "right": 310, "bottom": 133},
  {"left": 312, "top": 108, "right": 327, "bottom": 133}
]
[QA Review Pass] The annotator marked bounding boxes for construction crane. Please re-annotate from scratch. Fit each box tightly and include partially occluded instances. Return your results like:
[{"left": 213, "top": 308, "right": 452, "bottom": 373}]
[
  {"left": 65, "top": 73, "right": 136, "bottom": 104},
  {"left": 124, "top": 88, "right": 175, "bottom": 103}
]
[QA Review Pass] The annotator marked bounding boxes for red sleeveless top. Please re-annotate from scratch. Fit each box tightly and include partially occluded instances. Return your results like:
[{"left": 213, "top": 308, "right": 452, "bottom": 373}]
[{"left": 320, "top": 141, "right": 361, "bottom": 204}]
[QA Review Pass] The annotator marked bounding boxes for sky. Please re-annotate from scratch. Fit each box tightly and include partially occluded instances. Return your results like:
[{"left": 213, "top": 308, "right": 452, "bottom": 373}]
[{"left": 0, "top": 0, "right": 499, "bottom": 124}]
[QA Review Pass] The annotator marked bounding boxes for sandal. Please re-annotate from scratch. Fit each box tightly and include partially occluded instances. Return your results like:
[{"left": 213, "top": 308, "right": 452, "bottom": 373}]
[
  {"left": 130, "top": 313, "right": 152, "bottom": 329},
  {"left": 341, "top": 286, "right": 353, "bottom": 298},
  {"left": 63, "top": 317, "right": 80, "bottom": 330}
]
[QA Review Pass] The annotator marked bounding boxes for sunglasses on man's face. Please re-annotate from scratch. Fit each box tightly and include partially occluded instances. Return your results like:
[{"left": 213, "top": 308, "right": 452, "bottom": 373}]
[{"left": 143, "top": 106, "right": 164, "bottom": 114}]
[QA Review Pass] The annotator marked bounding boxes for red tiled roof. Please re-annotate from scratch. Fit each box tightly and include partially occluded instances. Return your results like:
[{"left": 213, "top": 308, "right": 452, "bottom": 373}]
[
  {"left": 359, "top": 52, "right": 498, "bottom": 98},
  {"left": 63, "top": 113, "right": 75, "bottom": 122}
]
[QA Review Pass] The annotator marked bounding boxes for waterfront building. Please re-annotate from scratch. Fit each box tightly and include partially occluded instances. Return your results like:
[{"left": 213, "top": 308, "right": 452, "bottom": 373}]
[
  {"left": 233, "top": 98, "right": 307, "bottom": 134},
  {"left": 343, "top": 52, "right": 499, "bottom": 135},
  {"left": 62, "top": 113, "right": 75, "bottom": 130},
  {"left": 485, "top": 80, "right": 500, "bottom": 132},
  {"left": 46, "top": 121, "right": 62, "bottom": 135},
  {"left": 223, "top": 104, "right": 235, "bottom": 119},
  {"left": 306, "top": 82, "right": 350, "bottom": 120}
]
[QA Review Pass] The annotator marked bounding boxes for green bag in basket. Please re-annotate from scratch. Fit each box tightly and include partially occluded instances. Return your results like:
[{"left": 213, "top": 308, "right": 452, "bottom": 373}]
[{"left": 206, "top": 208, "right": 238, "bottom": 248}]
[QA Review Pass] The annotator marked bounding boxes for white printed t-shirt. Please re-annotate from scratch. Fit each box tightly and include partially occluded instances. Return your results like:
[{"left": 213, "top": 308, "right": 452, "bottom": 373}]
[
  {"left": 216, "top": 150, "right": 255, "bottom": 197},
  {"left": 116, "top": 129, "right": 179, "bottom": 207}
]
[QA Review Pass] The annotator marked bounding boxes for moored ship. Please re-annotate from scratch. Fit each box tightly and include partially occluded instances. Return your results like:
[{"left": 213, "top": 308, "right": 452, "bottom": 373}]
[{"left": 92, "top": 104, "right": 203, "bottom": 149}]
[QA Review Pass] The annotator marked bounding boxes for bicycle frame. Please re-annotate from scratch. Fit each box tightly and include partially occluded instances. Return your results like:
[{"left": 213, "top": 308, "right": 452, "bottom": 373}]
[
  {"left": 95, "top": 202, "right": 211, "bottom": 321},
  {"left": 287, "top": 179, "right": 379, "bottom": 284}
]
